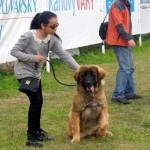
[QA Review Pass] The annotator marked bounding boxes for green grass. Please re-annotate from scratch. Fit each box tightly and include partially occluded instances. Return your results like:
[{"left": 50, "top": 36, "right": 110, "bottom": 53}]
[{"left": 0, "top": 36, "right": 150, "bottom": 150}]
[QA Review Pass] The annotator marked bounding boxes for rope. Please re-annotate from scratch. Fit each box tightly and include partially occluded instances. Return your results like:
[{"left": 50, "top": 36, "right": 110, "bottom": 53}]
[{"left": 46, "top": 59, "right": 76, "bottom": 87}]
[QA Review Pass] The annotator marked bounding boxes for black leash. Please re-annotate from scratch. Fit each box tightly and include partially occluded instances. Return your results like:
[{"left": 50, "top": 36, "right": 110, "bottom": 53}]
[{"left": 46, "top": 59, "right": 76, "bottom": 86}]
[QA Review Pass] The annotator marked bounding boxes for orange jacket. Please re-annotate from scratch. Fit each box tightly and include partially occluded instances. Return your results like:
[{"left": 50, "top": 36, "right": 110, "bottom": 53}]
[{"left": 105, "top": 0, "right": 132, "bottom": 46}]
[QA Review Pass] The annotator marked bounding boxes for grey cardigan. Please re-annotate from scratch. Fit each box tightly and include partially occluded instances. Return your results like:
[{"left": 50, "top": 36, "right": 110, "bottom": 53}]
[{"left": 11, "top": 31, "right": 79, "bottom": 79}]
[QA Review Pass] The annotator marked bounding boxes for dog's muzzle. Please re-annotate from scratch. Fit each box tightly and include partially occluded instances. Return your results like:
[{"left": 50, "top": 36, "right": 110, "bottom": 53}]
[
  {"left": 84, "top": 81, "right": 95, "bottom": 92},
  {"left": 87, "top": 85, "right": 95, "bottom": 92}
]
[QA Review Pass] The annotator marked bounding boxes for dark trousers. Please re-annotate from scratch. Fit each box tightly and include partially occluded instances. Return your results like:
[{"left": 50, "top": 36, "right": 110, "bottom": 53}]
[{"left": 18, "top": 79, "right": 43, "bottom": 133}]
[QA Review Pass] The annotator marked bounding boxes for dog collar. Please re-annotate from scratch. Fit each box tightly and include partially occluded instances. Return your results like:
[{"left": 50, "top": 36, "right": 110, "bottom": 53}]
[{"left": 80, "top": 96, "right": 102, "bottom": 111}]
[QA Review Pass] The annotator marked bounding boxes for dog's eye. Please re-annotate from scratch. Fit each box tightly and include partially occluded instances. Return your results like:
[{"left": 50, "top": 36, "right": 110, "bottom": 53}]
[
  {"left": 89, "top": 71, "right": 93, "bottom": 75},
  {"left": 83, "top": 71, "right": 87, "bottom": 76}
]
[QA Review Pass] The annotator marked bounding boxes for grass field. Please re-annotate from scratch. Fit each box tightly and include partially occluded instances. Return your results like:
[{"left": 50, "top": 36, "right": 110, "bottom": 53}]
[{"left": 0, "top": 37, "right": 150, "bottom": 150}]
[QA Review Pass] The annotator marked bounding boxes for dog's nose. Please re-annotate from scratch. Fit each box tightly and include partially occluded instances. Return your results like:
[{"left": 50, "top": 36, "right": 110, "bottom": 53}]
[{"left": 86, "top": 81, "right": 92, "bottom": 87}]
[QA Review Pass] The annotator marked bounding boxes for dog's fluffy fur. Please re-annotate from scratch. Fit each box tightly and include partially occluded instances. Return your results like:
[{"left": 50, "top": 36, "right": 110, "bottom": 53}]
[{"left": 67, "top": 65, "right": 112, "bottom": 144}]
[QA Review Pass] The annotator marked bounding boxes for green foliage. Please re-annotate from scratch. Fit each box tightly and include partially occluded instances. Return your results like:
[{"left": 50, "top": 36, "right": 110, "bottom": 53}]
[{"left": 0, "top": 36, "right": 150, "bottom": 149}]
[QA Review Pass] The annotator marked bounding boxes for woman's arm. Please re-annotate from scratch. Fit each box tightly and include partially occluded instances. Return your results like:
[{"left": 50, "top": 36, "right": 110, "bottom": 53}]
[
  {"left": 10, "top": 32, "right": 36, "bottom": 62},
  {"left": 51, "top": 36, "right": 79, "bottom": 70}
]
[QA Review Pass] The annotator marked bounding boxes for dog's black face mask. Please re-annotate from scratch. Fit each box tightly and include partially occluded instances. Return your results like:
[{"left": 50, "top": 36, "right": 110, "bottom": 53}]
[{"left": 81, "top": 69, "right": 97, "bottom": 92}]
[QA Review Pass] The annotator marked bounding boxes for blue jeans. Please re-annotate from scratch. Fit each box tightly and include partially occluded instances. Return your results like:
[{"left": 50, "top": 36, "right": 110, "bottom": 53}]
[{"left": 112, "top": 46, "right": 135, "bottom": 99}]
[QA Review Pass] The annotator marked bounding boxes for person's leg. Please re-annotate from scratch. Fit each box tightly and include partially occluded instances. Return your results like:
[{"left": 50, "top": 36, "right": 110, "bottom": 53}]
[
  {"left": 112, "top": 46, "right": 132, "bottom": 103},
  {"left": 26, "top": 80, "right": 53, "bottom": 143},
  {"left": 18, "top": 79, "right": 43, "bottom": 147},
  {"left": 124, "top": 47, "right": 135, "bottom": 98},
  {"left": 26, "top": 88, "right": 43, "bottom": 133},
  {"left": 25, "top": 84, "right": 43, "bottom": 147},
  {"left": 36, "top": 80, "right": 43, "bottom": 131}
]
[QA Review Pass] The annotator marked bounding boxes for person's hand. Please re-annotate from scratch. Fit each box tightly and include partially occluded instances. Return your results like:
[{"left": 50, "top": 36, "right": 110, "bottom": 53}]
[
  {"left": 35, "top": 55, "right": 46, "bottom": 62},
  {"left": 128, "top": 39, "right": 136, "bottom": 48}
]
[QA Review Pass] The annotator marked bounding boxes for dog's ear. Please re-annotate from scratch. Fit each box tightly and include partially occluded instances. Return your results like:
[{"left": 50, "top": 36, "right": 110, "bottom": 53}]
[
  {"left": 74, "top": 68, "right": 80, "bottom": 82},
  {"left": 96, "top": 66, "right": 106, "bottom": 79}
]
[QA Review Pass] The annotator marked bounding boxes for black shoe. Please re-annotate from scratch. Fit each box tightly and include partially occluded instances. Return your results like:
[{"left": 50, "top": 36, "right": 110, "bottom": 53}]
[
  {"left": 26, "top": 133, "right": 43, "bottom": 147},
  {"left": 126, "top": 94, "right": 142, "bottom": 100},
  {"left": 36, "top": 129, "right": 54, "bottom": 142},
  {"left": 111, "top": 98, "right": 131, "bottom": 104},
  {"left": 26, "top": 140, "right": 43, "bottom": 147}
]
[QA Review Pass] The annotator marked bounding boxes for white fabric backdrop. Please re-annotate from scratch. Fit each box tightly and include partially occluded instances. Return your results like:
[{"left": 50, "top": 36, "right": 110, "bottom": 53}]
[{"left": 0, "top": 0, "right": 150, "bottom": 64}]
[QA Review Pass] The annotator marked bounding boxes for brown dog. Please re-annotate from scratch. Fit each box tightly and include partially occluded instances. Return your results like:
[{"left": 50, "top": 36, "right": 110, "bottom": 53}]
[{"left": 67, "top": 65, "right": 112, "bottom": 144}]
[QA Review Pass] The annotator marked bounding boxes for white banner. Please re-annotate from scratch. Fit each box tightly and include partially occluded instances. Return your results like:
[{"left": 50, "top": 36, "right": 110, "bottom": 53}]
[
  {"left": 140, "top": 1, "right": 150, "bottom": 34},
  {"left": 0, "top": 0, "right": 150, "bottom": 64},
  {"left": 0, "top": 0, "right": 101, "bottom": 64}
]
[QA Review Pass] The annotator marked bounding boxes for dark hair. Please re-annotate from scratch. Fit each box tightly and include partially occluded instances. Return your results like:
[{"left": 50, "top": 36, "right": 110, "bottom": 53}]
[
  {"left": 30, "top": 11, "right": 57, "bottom": 29},
  {"left": 30, "top": 11, "right": 61, "bottom": 41}
]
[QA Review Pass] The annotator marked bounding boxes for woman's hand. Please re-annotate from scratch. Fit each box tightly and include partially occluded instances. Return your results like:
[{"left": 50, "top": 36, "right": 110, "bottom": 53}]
[{"left": 35, "top": 55, "right": 46, "bottom": 62}]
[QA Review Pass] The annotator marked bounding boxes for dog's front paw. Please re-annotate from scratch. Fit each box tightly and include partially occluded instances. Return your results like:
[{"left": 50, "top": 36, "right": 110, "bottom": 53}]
[
  {"left": 71, "top": 137, "right": 80, "bottom": 144},
  {"left": 105, "top": 131, "right": 113, "bottom": 136}
]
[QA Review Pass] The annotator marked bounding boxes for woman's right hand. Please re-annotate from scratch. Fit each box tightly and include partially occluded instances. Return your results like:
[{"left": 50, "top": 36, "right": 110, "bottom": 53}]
[{"left": 35, "top": 55, "right": 46, "bottom": 62}]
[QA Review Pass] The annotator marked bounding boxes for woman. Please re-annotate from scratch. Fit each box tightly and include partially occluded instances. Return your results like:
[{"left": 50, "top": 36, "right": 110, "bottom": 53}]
[{"left": 10, "top": 11, "right": 79, "bottom": 147}]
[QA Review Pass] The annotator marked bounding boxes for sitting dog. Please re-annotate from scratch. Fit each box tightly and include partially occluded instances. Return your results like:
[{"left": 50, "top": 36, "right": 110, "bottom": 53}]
[{"left": 66, "top": 65, "right": 112, "bottom": 144}]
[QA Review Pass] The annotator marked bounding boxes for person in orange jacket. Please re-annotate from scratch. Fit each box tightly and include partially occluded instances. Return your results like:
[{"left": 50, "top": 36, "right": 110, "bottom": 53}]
[{"left": 105, "top": 0, "right": 141, "bottom": 104}]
